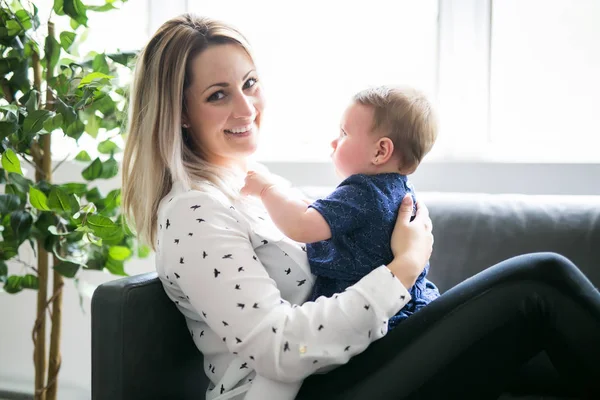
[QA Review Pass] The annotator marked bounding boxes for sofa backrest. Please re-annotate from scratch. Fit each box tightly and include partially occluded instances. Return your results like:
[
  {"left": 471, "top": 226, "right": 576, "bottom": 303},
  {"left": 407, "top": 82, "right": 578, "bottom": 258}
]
[{"left": 423, "top": 192, "right": 600, "bottom": 292}]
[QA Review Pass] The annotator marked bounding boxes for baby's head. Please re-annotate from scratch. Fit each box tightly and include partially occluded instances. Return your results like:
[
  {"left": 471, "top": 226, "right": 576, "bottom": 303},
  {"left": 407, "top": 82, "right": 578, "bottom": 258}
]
[{"left": 331, "top": 86, "right": 438, "bottom": 178}]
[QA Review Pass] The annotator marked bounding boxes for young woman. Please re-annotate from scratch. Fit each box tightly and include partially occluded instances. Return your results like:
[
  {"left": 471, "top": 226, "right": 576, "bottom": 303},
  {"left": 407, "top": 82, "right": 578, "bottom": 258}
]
[{"left": 122, "top": 14, "right": 600, "bottom": 400}]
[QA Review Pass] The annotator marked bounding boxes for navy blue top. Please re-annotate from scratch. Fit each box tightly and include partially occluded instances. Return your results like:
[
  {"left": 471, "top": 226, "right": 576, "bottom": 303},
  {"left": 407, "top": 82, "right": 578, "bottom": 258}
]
[{"left": 307, "top": 173, "right": 439, "bottom": 327}]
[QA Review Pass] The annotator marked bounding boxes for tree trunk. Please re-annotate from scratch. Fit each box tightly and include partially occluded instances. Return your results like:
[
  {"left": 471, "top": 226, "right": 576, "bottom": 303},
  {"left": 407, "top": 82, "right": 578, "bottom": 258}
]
[
  {"left": 43, "top": 21, "right": 63, "bottom": 400},
  {"left": 31, "top": 47, "right": 48, "bottom": 400},
  {"left": 45, "top": 256, "right": 63, "bottom": 400}
]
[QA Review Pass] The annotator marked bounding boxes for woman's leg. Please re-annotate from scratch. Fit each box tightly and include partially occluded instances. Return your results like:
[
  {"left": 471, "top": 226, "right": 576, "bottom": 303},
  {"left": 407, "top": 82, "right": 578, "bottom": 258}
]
[{"left": 297, "top": 252, "right": 600, "bottom": 400}]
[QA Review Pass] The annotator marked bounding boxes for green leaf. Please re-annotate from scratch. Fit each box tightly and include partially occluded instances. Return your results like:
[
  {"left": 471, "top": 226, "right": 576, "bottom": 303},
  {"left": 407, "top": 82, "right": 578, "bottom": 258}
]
[
  {"left": 4, "top": 276, "right": 23, "bottom": 294},
  {"left": 85, "top": 114, "right": 100, "bottom": 138},
  {"left": 97, "top": 139, "right": 119, "bottom": 154},
  {"left": 137, "top": 245, "right": 151, "bottom": 258},
  {"left": 43, "top": 113, "right": 63, "bottom": 133},
  {"left": 0, "top": 241, "right": 19, "bottom": 261},
  {"left": 29, "top": 187, "right": 50, "bottom": 211},
  {"left": 53, "top": 0, "right": 65, "bottom": 15},
  {"left": 6, "top": 20, "right": 21, "bottom": 36},
  {"left": 69, "top": 17, "right": 81, "bottom": 30},
  {"left": 75, "top": 150, "right": 91, "bottom": 162},
  {"left": 5, "top": 184, "right": 26, "bottom": 205},
  {"left": 0, "top": 105, "right": 19, "bottom": 117},
  {"left": 65, "top": 119, "right": 85, "bottom": 140},
  {"left": 0, "top": 194, "right": 21, "bottom": 215},
  {"left": 105, "top": 258, "right": 127, "bottom": 276},
  {"left": 64, "top": 0, "right": 88, "bottom": 26},
  {"left": 59, "top": 182, "right": 88, "bottom": 195},
  {"left": 54, "top": 261, "right": 80, "bottom": 278},
  {"left": 0, "top": 57, "right": 20, "bottom": 76},
  {"left": 106, "top": 52, "right": 137, "bottom": 67},
  {"left": 88, "top": 3, "right": 116, "bottom": 12},
  {"left": 48, "top": 187, "right": 72, "bottom": 212},
  {"left": 24, "top": 90, "right": 40, "bottom": 112},
  {"left": 82, "top": 158, "right": 103, "bottom": 181},
  {"left": 0, "top": 120, "right": 19, "bottom": 139},
  {"left": 15, "top": 10, "right": 33, "bottom": 30},
  {"left": 92, "top": 53, "right": 110, "bottom": 74},
  {"left": 108, "top": 245, "right": 131, "bottom": 261},
  {"left": 0, "top": 260, "right": 7, "bottom": 281},
  {"left": 23, "top": 110, "right": 53, "bottom": 135},
  {"left": 86, "top": 187, "right": 102, "bottom": 203},
  {"left": 86, "top": 214, "right": 121, "bottom": 239},
  {"left": 100, "top": 157, "right": 118, "bottom": 179},
  {"left": 44, "top": 35, "right": 61, "bottom": 74},
  {"left": 0, "top": 168, "right": 5, "bottom": 184},
  {"left": 78, "top": 72, "right": 113, "bottom": 87},
  {"left": 59, "top": 31, "right": 76, "bottom": 52},
  {"left": 10, "top": 210, "right": 33, "bottom": 242},
  {"left": 1, "top": 149, "right": 23, "bottom": 175},
  {"left": 7, "top": 173, "right": 32, "bottom": 193},
  {"left": 21, "top": 274, "right": 38, "bottom": 289},
  {"left": 103, "top": 189, "right": 121, "bottom": 210},
  {"left": 55, "top": 97, "right": 77, "bottom": 125}
]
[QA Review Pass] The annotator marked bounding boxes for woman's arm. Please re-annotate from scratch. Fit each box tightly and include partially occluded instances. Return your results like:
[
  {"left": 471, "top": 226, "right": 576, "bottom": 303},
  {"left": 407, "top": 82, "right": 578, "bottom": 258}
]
[{"left": 160, "top": 192, "right": 413, "bottom": 383}]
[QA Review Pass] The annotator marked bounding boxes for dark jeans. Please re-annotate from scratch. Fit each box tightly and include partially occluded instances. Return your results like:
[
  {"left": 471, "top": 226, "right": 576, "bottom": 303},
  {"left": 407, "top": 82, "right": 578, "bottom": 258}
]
[{"left": 297, "top": 252, "right": 600, "bottom": 400}]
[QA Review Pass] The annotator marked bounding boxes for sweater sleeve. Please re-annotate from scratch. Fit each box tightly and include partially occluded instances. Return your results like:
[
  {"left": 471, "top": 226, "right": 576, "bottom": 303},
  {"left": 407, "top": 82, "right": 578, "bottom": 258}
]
[{"left": 159, "top": 191, "right": 411, "bottom": 383}]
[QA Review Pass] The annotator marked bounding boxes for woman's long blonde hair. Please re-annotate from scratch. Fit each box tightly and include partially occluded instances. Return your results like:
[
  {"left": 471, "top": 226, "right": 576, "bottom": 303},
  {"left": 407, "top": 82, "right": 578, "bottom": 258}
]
[{"left": 122, "top": 14, "right": 253, "bottom": 248}]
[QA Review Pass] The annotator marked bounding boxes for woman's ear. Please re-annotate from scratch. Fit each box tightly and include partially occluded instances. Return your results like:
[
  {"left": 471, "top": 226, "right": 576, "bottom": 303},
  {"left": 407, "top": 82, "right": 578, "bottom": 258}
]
[
  {"left": 181, "top": 114, "right": 190, "bottom": 129},
  {"left": 372, "top": 137, "right": 395, "bottom": 165}
]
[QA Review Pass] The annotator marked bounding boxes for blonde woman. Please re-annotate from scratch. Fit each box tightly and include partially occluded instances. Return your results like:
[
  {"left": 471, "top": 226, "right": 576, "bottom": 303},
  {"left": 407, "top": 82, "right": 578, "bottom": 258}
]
[{"left": 122, "top": 14, "right": 600, "bottom": 400}]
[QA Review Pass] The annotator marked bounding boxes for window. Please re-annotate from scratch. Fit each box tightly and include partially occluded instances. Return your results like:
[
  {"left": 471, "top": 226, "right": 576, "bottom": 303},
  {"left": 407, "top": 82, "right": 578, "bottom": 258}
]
[
  {"left": 180, "top": 0, "right": 600, "bottom": 164},
  {"left": 185, "top": 0, "right": 439, "bottom": 162},
  {"left": 488, "top": 0, "right": 600, "bottom": 163},
  {"left": 39, "top": 1, "right": 598, "bottom": 165}
]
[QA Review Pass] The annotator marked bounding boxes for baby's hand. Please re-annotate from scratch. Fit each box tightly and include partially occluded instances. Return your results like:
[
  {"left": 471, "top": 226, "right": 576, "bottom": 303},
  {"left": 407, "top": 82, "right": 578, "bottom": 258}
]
[{"left": 241, "top": 170, "right": 277, "bottom": 197}]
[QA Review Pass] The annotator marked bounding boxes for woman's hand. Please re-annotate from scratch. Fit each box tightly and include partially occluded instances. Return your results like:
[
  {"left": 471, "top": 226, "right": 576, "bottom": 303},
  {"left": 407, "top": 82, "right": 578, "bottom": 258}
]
[{"left": 388, "top": 195, "right": 434, "bottom": 289}]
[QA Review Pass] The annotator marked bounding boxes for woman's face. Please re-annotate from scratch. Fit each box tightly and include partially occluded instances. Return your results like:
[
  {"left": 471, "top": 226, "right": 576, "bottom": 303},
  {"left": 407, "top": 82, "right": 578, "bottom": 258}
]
[{"left": 183, "top": 43, "right": 265, "bottom": 169}]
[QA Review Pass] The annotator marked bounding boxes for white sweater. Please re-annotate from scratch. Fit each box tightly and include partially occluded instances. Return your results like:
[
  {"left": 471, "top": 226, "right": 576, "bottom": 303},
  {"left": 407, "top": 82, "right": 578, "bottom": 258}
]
[{"left": 155, "top": 181, "right": 411, "bottom": 399}]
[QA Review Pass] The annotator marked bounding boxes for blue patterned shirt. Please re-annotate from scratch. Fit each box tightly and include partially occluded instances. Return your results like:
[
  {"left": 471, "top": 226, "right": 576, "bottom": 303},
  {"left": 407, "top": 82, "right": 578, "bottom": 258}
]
[{"left": 307, "top": 173, "right": 439, "bottom": 327}]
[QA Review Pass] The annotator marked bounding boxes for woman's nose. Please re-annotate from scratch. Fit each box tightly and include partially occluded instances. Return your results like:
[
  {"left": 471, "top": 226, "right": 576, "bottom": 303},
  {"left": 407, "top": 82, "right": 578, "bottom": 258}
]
[
  {"left": 331, "top": 138, "right": 338, "bottom": 149},
  {"left": 232, "top": 93, "right": 255, "bottom": 119}
]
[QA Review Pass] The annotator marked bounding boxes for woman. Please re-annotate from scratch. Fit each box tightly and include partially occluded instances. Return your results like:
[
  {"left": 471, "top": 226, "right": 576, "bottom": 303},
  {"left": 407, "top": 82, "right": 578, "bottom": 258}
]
[{"left": 122, "top": 14, "right": 600, "bottom": 400}]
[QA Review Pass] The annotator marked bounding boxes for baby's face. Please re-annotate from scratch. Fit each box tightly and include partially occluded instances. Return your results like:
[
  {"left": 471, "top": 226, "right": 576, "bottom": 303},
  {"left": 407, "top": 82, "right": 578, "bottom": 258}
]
[{"left": 330, "top": 102, "right": 378, "bottom": 179}]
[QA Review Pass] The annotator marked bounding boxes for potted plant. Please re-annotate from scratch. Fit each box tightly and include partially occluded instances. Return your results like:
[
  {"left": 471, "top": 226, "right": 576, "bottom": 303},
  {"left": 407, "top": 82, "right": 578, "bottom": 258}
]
[{"left": 0, "top": 1, "right": 146, "bottom": 399}]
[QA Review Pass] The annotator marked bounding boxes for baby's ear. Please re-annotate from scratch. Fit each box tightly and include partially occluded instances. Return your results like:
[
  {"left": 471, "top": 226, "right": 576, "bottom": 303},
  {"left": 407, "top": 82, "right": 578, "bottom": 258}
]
[{"left": 373, "top": 137, "right": 395, "bottom": 165}]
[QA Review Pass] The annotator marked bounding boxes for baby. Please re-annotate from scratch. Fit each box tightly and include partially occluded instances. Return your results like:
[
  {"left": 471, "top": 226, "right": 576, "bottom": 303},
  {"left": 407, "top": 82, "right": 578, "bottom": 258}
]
[{"left": 242, "top": 86, "right": 440, "bottom": 328}]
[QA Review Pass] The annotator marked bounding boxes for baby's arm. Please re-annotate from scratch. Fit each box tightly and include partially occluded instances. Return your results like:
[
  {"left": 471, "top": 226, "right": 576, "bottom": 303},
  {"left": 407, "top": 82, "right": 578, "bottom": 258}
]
[{"left": 242, "top": 171, "right": 331, "bottom": 243}]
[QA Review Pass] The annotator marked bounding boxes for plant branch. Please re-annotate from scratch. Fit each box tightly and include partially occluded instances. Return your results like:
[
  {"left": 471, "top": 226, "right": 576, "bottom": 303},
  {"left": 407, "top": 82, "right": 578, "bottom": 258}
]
[
  {"left": 20, "top": 152, "right": 47, "bottom": 177},
  {"left": 13, "top": 257, "right": 38, "bottom": 272},
  {"left": 52, "top": 152, "right": 73, "bottom": 174},
  {"left": 0, "top": 78, "right": 14, "bottom": 103}
]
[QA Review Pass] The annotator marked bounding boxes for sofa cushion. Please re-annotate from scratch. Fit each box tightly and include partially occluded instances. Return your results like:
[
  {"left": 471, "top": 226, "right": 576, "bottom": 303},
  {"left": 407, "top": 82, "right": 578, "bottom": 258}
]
[{"left": 422, "top": 192, "right": 600, "bottom": 292}]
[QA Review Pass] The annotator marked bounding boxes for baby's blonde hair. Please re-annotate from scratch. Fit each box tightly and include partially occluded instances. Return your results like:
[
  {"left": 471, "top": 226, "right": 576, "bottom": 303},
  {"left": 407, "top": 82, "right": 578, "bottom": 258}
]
[
  {"left": 122, "top": 14, "right": 253, "bottom": 248},
  {"left": 353, "top": 86, "right": 438, "bottom": 173}
]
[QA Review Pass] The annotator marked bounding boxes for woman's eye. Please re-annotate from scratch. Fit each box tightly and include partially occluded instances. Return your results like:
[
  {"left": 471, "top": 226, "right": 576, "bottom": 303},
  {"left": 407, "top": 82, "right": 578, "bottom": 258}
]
[
  {"left": 207, "top": 91, "right": 225, "bottom": 102},
  {"left": 340, "top": 129, "right": 347, "bottom": 137},
  {"left": 243, "top": 77, "right": 258, "bottom": 90}
]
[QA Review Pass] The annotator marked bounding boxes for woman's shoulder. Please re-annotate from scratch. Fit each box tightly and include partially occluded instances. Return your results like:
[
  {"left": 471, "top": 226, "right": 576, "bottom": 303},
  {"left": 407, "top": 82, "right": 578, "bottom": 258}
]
[{"left": 159, "top": 180, "right": 233, "bottom": 218}]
